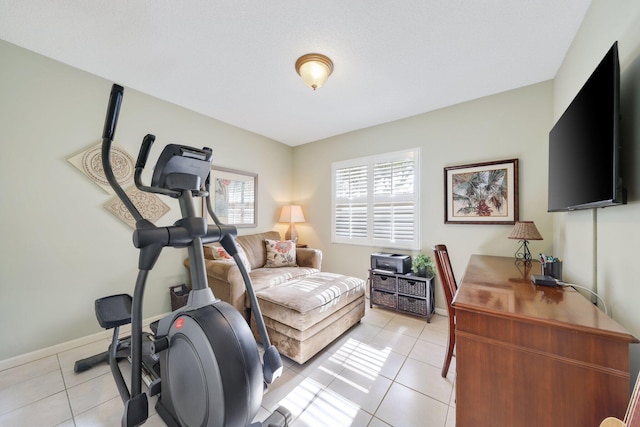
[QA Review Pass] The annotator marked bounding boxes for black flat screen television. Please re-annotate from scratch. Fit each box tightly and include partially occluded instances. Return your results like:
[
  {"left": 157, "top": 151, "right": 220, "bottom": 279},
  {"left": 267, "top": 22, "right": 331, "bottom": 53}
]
[{"left": 548, "top": 41, "right": 626, "bottom": 212}]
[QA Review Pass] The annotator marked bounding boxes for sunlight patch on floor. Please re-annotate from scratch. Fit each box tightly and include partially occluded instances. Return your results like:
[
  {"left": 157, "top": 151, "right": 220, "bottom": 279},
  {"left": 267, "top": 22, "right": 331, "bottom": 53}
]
[
  {"left": 342, "top": 343, "right": 391, "bottom": 380},
  {"left": 292, "top": 388, "right": 362, "bottom": 427},
  {"left": 277, "top": 377, "right": 323, "bottom": 417}
]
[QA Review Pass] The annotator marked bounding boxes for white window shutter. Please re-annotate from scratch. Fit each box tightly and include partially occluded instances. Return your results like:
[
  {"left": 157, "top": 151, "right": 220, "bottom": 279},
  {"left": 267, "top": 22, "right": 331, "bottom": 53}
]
[{"left": 332, "top": 149, "right": 420, "bottom": 249}]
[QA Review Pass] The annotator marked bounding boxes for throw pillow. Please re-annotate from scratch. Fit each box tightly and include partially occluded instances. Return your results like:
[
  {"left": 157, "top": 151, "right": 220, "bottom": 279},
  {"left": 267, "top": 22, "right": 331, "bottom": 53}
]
[
  {"left": 210, "top": 245, "right": 232, "bottom": 260},
  {"left": 264, "top": 239, "right": 297, "bottom": 267},
  {"left": 210, "top": 243, "right": 252, "bottom": 272}
]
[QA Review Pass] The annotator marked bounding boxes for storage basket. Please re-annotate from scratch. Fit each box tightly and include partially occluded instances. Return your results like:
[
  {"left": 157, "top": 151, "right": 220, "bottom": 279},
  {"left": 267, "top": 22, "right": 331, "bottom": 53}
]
[
  {"left": 398, "top": 295, "right": 427, "bottom": 316},
  {"left": 372, "top": 290, "right": 397, "bottom": 309},
  {"left": 170, "top": 284, "right": 190, "bottom": 311},
  {"left": 371, "top": 274, "right": 396, "bottom": 292},
  {"left": 397, "top": 277, "right": 427, "bottom": 297}
]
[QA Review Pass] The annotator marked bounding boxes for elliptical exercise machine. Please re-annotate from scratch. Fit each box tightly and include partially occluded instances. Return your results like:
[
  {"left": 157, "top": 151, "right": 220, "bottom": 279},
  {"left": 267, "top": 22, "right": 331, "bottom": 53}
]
[{"left": 92, "top": 84, "right": 290, "bottom": 427}]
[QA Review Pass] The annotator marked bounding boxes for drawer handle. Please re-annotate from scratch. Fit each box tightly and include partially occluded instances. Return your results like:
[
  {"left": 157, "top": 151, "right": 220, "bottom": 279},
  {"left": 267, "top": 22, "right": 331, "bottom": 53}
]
[
  {"left": 407, "top": 281, "right": 416, "bottom": 286},
  {"left": 380, "top": 276, "right": 388, "bottom": 281}
]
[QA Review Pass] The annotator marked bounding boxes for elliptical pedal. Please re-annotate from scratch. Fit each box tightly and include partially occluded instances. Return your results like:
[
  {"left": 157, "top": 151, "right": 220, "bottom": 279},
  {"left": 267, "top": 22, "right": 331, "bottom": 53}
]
[
  {"left": 95, "top": 294, "right": 132, "bottom": 329},
  {"left": 73, "top": 294, "right": 133, "bottom": 374}
]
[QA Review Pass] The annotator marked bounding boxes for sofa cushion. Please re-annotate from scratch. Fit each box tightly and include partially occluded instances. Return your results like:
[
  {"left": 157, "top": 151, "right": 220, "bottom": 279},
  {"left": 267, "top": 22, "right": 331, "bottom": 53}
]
[
  {"left": 236, "top": 231, "right": 281, "bottom": 269},
  {"left": 264, "top": 239, "right": 297, "bottom": 267}
]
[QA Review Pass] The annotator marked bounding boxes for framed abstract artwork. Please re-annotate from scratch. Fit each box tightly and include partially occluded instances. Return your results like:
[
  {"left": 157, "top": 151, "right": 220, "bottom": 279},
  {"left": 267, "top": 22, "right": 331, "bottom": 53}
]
[
  {"left": 205, "top": 166, "right": 257, "bottom": 228},
  {"left": 444, "top": 159, "right": 518, "bottom": 224}
]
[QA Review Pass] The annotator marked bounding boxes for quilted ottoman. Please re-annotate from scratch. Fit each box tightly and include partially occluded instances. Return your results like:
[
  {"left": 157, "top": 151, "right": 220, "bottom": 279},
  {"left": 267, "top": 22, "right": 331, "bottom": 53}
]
[{"left": 251, "top": 272, "right": 365, "bottom": 364}]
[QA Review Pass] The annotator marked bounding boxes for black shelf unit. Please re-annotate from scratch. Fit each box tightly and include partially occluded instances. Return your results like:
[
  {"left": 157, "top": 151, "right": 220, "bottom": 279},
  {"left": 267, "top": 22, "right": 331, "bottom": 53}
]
[{"left": 368, "top": 269, "right": 435, "bottom": 322}]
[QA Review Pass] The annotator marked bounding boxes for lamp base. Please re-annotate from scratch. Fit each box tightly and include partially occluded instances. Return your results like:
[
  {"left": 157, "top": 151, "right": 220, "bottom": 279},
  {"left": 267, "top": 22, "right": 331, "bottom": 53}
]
[
  {"left": 514, "top": 239, "right": 532, "bottom": 261},
  {"left": 285, "top": 223, "right": 298, "bottom": 242}
]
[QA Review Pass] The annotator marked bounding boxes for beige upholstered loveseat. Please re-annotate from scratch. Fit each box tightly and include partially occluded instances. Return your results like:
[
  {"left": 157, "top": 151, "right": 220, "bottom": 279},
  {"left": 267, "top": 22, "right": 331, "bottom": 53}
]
[
  {"left": 185, "top": 231, "right": 322, "bottom": 318},
  {"left": 184, "top": 230, "right": 366, "bottom": 364}
]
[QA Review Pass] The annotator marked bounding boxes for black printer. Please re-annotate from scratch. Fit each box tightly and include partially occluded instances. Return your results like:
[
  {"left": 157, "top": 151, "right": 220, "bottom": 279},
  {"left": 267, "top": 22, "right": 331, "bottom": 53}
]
[{"left": 370, "top": 252, "right": 411, "bottom": 275}]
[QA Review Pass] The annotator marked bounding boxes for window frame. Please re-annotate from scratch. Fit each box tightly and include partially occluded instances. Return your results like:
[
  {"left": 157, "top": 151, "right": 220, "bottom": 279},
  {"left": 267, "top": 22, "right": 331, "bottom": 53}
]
[{"left": 331, "top": 148, "right": 421, "bottom": 250}]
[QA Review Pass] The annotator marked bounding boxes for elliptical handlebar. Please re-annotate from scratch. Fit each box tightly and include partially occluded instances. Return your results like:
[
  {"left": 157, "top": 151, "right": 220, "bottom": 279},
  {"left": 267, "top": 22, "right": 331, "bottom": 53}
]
[
  {"left": 135, "top": 134, "right": 155, "bottom": 170},
  {"left": 103, "top": 84, "right": 124, "bottom": 141},
  {"left": 202, "top": 184, "right": 283, "bottom": 384},
  {"left": 132, "top": 219, "right": 237, "bottom": 250},
  {"left": 101, "top": 85, "right": 144, "bottom": 225}
]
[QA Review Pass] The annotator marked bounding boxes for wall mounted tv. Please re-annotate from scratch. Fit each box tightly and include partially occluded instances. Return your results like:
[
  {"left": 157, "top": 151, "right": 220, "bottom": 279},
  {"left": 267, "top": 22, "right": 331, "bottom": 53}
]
[{"left": 548, "top": 41, "right": 626, "bottom": 212}]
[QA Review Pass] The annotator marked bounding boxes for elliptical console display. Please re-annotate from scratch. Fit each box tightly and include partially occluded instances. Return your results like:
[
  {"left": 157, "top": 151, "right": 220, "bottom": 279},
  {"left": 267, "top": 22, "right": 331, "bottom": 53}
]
[{"left": 90, "top": 84, "right": 290, "bottom": 427}]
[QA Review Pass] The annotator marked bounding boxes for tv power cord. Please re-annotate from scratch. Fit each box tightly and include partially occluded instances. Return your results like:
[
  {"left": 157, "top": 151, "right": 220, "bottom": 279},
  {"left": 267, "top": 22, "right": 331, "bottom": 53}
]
[{"left": 554, "top": 279, "right": 609, "bottom": 316}]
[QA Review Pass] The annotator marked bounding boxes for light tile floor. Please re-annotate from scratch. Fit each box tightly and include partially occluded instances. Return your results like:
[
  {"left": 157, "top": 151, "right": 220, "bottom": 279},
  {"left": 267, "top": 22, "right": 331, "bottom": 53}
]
[{"left": 0, "top": 306, "right": 456, "bottom": 426}]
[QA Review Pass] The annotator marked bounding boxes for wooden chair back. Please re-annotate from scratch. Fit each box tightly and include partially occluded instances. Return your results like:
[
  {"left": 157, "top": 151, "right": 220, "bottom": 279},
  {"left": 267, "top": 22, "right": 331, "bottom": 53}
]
[
  {"left": 433, "top": 244, "right": 457, "bottom": 314},
  {"left": 433, "top": 244, "right": 458, "bottom": 377}
]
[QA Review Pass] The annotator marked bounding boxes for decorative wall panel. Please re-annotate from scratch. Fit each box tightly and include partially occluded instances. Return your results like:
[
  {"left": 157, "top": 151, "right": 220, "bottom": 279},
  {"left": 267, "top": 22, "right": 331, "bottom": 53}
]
[
  {"left": 68, "top": 142, "right": 135, "bottom": 194},
  {"left": 104, "top": 187, "right": 170, "bottom": 229}
]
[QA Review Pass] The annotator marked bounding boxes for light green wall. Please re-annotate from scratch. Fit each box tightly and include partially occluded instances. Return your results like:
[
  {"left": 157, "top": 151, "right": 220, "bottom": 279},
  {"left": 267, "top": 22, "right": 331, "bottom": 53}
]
[
  {"left": 0, "top": 39, "right": 293, "bottom": 361},
  {"left": 552, "top": 0, "right": 640, "bottom": 376},
  {"left": 292, "top": 81, "right": 555, "bottom": 311}
]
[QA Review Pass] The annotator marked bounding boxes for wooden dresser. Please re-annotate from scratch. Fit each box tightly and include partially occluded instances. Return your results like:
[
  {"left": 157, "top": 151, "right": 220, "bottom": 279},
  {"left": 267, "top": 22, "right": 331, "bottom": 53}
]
[{"left": 453, "top": 255, "right": 638, "bottom": 427}]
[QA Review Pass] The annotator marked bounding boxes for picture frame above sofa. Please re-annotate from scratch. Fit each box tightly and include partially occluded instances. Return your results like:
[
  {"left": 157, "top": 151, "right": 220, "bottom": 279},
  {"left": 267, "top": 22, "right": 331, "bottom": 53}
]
[{"left": 204, "top": 165, "right": 258, "bottom": 227}]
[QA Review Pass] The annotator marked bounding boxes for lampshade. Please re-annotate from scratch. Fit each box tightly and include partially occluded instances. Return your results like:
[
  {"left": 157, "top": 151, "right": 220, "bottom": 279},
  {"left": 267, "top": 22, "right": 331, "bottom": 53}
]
[
  {"left": 508, "top": 221, "right": 543, "bottom": 241},
  {"left": 508, "top": 221, "right": 542, "bottom": 261},
  {"left": 279, "top": 205, "right": 305, "bottom": 223},
  {"left": 295, "top": 53, "right": 334, "bottom": 90}
]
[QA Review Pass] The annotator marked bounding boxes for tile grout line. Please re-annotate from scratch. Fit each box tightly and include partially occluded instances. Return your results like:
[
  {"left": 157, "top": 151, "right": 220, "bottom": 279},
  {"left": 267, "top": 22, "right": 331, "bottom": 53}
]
[{"left": 56, "top": 353, "right": 77, "bottom": 426}]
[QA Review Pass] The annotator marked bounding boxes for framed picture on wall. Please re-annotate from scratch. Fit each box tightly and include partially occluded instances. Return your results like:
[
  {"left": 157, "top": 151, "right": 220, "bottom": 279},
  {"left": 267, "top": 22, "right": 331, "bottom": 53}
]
[
  {"left": 444, "top": 158, "right": 518, "bottom": 225},
  {"left": 203, "top": 166, "right": 258, "bottom": 228}
]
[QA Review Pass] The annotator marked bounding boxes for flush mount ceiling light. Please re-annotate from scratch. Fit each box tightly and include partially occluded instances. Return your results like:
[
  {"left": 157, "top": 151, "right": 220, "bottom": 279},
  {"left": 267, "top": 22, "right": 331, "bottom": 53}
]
[{"left": 295, "top": 53, "right": 334, "bottom": 90}]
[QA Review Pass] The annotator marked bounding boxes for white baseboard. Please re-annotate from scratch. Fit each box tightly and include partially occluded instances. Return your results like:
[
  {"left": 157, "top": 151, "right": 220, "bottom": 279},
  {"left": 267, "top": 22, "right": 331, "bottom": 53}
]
[{"left": 0, "top": 313, "right": 168, "bottom": 372}]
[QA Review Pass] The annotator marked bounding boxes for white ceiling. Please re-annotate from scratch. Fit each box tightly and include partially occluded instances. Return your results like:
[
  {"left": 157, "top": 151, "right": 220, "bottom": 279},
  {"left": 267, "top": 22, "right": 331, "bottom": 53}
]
[{"left": 0, "top": 1, "right": 591, "bottom": 146}]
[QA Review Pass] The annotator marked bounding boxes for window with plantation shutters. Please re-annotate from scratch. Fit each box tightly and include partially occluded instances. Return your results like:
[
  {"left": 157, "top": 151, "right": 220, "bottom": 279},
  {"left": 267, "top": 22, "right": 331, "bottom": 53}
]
[
  {"left": 332, "top": 148, "right": 420, "bottom": 250},
  {"left": 224, "top": 179, "right": 255, "bottom": 225}
]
